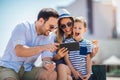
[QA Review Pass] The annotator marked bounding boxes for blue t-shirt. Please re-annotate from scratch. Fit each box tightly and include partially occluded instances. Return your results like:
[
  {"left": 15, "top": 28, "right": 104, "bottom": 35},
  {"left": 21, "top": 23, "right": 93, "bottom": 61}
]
[{"left": 0, "top": 21, "right": 55, "bottom": 72}]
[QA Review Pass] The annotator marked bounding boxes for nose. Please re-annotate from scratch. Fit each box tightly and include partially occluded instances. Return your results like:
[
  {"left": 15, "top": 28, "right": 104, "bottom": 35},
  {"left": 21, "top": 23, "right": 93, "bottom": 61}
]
[{"left": 64, "top": 26, "right": 71, "bottom": 30}]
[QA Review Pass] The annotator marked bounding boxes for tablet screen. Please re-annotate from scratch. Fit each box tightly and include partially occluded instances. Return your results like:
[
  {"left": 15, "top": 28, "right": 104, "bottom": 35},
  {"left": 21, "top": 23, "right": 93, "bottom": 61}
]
[{"left": 60, "top": 42, "right": 80, "bottom": 51}]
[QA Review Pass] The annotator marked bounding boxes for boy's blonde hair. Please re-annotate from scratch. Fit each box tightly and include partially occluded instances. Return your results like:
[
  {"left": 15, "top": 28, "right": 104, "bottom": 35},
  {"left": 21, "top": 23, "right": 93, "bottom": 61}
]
[{"left": 74, "top": 16, "right": 87, "bottom": 28}]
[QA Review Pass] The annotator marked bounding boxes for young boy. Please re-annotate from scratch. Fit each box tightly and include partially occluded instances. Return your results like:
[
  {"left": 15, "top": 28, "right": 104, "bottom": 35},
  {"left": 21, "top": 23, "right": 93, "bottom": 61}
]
[{"left": 64, "top": 16, "right": 92, "bottom": 80}]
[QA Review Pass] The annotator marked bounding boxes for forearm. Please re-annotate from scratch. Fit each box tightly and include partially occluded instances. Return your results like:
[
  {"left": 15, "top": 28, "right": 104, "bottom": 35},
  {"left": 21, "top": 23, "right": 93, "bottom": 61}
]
[
  {"left": 86, "top": 54, "right": 92, "bottom": 74},
  {"left": 91, "top": 40, "right": 99, "bottom": 58},
  {"left": 64, "top": 54, "right": 75, "bottom": 71},
  {"left": 53, "top": 54, "right": 61, "bottom": 61},
  {"left": 15, "top": 44, "right": 46, "bottom": 57}
]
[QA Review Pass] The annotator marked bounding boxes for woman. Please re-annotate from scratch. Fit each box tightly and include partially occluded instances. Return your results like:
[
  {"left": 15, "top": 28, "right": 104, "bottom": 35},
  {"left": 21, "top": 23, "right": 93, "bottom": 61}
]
[{"left": 53, "top": 9, "right": 98, "bottom": 80}]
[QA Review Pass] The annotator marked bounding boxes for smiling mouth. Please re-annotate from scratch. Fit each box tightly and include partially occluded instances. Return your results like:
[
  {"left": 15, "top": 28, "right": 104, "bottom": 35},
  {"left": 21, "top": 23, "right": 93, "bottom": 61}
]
[{"left": 75, "top": 32, "right": 80, "bottom": 36}]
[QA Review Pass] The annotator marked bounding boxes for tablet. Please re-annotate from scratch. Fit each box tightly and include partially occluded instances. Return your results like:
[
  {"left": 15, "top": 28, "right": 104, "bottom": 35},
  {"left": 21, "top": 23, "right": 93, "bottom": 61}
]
[{"left": 59, "top": 42, "right": 80, "bottom": 51}]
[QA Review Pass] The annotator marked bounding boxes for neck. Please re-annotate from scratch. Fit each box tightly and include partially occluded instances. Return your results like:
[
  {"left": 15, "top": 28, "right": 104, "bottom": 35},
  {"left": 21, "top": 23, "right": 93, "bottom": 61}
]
[
  {"left": 64, "top": 33, "right": 71, "bottom": 38},
  {"left": 73, "top": 36, "right": 83, "bottom": 42},
  {"left": 35, "top": 22, "right": 42, "bottom": 35}
]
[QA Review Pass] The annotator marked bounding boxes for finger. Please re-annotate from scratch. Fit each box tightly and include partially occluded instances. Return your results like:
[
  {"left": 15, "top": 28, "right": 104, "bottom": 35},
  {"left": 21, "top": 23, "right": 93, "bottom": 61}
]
[
  {"left": 44, "top": 64, "right": 50, "bottom": 70},
  {"left": 59, "top": 47, "right": 66, "bottom": 51},
  {"left": 57, "top": 47, "right": 66, "bottom": 53},
  {"left": 50, "top": 46, "right": 58, "bottom": 52},
  {"left": 54, "top": 43, "right": 60, "bottom": 45},
  {"left": 61, "top": 48, "right": 68, "bottom": 53}
]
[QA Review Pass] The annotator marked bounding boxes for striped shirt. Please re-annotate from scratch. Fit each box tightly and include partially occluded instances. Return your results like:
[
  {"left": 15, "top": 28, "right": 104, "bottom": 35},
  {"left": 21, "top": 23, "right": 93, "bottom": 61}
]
[{"left": 64, "top": 38, "right": 92, "bottom": 76}]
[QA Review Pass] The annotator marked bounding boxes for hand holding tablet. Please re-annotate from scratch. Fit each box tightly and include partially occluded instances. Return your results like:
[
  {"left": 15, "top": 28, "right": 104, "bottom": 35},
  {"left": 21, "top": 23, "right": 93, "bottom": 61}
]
[{"left": 59, "top": 42, "right": 80, "bottom": 51}]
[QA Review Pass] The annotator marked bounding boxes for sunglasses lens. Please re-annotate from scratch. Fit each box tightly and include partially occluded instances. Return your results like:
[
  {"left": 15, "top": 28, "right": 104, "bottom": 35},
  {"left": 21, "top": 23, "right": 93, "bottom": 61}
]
[
  {"left": 60, "top": 24, "right": 66, "bottom": 29},
  {"left": 67, "top": 22, "right": 73, "bottom": 27},
  {"left": 49, "top": 25, "right": 57, "bottom": 30},
  {"left": 60, "top": 22, "right": 73, "bottom": 29}
]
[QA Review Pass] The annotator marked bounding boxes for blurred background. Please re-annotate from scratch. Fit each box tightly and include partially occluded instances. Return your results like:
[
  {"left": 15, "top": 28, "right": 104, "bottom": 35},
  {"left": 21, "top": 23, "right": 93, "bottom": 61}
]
[{"left": 0, "top": 0, "right": 120, "bottom": 79}]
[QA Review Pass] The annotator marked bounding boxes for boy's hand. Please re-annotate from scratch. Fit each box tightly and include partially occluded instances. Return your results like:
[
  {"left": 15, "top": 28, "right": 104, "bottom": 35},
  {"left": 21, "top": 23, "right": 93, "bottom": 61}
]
[
  {"left": 71, "top": 69, "right": 80, "bottom": 80},
  {"left": 91, "top": 40, "right": 99, "bottom": 57},
  {"left": 82, "top": 73, "right": 91, "bottom": 80}
]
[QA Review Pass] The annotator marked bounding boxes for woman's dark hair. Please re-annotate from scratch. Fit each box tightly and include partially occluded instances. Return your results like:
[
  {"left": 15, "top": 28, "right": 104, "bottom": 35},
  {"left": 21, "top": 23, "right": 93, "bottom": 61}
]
[{"left": 37, "top": 8, "right": 59, "bottom": 21}]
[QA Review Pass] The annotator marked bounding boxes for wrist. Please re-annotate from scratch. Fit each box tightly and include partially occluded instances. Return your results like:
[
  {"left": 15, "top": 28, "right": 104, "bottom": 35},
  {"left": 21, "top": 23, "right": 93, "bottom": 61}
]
[
  {"left": 56, "top": 53, "right": 61, "bottom": 60},
  {"left": 39, "top": 45, "right": 46, "bottom": 52}
]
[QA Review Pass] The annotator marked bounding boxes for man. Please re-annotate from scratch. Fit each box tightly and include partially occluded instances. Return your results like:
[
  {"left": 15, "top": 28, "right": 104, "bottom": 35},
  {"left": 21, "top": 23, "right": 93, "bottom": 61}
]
[{"left": 0, "top": 8, "right": 59, "bottom": 80}]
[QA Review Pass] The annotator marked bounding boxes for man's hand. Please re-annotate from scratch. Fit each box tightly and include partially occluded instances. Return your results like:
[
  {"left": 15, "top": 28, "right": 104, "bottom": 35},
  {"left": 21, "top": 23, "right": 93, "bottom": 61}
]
[
  {"left": 42, "top": 61, "right": 56, "bottom": 72},
  {"left": 43, "top": 43, "right": 59, "bottom": 52}
]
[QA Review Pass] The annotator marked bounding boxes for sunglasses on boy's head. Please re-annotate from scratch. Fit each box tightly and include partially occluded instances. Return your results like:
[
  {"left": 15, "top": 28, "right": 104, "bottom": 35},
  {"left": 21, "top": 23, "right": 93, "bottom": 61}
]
[{"left": 60, "top": 22, "right": 73, "bottom": 29}]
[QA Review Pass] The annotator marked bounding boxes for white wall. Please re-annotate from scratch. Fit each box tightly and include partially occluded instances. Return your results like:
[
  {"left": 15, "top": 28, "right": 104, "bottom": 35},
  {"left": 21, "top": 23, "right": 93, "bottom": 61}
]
[{"left": 93, "top": 2, "right": 114, "bottom": 39}]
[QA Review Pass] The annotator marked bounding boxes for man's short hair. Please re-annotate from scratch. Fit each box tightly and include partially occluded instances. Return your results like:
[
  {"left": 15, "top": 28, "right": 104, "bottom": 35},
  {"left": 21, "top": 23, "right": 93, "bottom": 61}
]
[{"left": 37, "top": 8, "right": 59, "bottom": 21}]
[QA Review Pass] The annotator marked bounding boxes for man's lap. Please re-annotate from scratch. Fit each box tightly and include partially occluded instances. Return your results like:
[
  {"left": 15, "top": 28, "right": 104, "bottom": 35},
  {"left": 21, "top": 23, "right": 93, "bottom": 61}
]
[
  {"left": 0, "top": 66, "right": 19, "bottom": 80},
  {"left": 22, "top": 67, "right": 43, "bottom": 80},
  {"left": 0, "top": 66, "right": 42, "bottom": 80}
]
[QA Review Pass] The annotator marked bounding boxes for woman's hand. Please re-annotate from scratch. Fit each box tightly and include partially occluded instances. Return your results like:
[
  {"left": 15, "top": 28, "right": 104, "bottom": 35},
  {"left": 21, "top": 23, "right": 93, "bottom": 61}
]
[
  {"left": 56, "top": 47, "right": 68, "bottom": 60},
  {"left": 58, "top": 47, "right": 68, "bottom": 57}
]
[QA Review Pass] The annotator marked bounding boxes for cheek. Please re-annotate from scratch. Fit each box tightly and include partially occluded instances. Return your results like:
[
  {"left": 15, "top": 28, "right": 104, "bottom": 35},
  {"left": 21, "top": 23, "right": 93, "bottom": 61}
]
[
  {"left": 44, "top": 26, "right": 50, "bottom": 31},
  {"left": 73, "top": 28, "right": 76, "bottom": 32}
]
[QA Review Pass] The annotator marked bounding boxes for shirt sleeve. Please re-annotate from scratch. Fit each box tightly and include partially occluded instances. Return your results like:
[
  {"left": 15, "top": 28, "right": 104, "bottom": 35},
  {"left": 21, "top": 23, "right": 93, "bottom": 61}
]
[
  {"left": 86, "top": 41, "right": 92, "bottom": 53},
  {"left": 41, "top": 50, "right": 54, "bottom": 59},
  {"left": 11, "top": 23, "right": 27, "bottom": 48}
]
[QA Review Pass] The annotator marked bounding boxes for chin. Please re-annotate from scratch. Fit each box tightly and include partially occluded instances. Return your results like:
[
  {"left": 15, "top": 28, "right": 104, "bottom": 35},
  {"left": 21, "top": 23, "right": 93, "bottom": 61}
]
[
  {"left": 45, "top": 33, "right": 50, "bottom": 36},
  {"left": 45, "top": 34, "right": 49, "bottom": 36},
  {"left": 67, "top": 32, "right": 72, "bottom": 35}
]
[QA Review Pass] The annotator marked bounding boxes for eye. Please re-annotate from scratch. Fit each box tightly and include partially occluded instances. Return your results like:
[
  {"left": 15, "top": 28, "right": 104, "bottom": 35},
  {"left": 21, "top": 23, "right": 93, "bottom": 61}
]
[{"left": 73, "top": 26, "right": 77, "bottom": 29}]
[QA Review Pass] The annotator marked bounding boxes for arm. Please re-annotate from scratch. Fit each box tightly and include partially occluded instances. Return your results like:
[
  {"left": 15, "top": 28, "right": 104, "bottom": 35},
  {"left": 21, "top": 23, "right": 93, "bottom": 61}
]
[
  {"left": 64, "top": 53, "right": 80, "bottom": 79},
  {"left": 15, "top": 43, "right": 59, "bottom": 57},
  {"left": 13, "top": 23, "right": 59, "bottom": 57},
  {"left": 90, "top": 47, "right": 99, "bottom": 58},
  {"left": 83, "top": 53, "right": 92, "bottom": 80},
  {"left": 90, "top": 40, "right": 99, "bottom": 58}
]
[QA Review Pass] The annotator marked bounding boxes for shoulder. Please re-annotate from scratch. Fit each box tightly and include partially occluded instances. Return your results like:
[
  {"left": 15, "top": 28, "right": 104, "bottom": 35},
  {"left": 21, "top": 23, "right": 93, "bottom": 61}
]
[
  {"left": 49, "top": 32, "right": 56, "bottom": 38},
  {"left": 64, "top": 38, "right": 75, "bottom": 43},
  {"left": 81, "top": 39, "right": 92, "bottom": 47},
  {"left": 82, "top": 39, "right": 92, "bottom": 44},
  {"left": 48, "top": 32, "right": 57, "bottom": 42},
  {"left": 11, "top": 21, "right": 34, "bottom": 36},
  {"left": 14, "top": 21, "right": 32, "bottom": 31}
]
